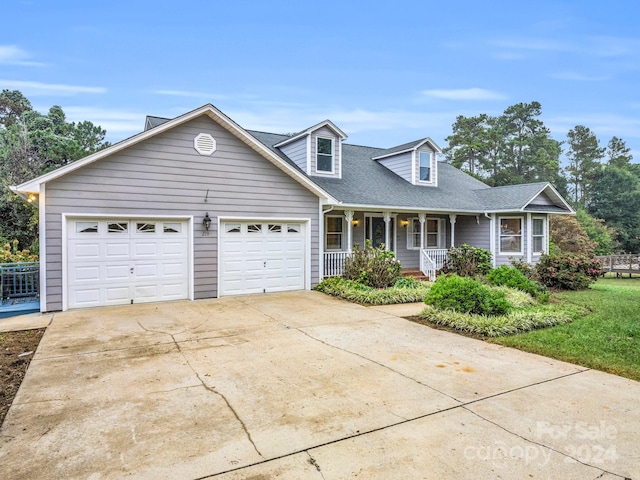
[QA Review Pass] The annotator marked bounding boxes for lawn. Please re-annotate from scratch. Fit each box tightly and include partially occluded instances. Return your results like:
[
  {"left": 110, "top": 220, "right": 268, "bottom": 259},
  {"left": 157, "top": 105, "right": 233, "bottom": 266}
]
[{"left": 492, "top": 278, "right": 640, "bottom": 381}]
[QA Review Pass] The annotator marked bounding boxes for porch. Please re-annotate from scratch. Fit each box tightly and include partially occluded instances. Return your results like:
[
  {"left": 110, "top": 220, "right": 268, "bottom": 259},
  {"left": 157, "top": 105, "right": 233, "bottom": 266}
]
[
  {"left": 0, "top": 262, "right": 40, "bottom": 318},
  {"left": 324, "top": 248, "right": 448, "bottom": 280}
]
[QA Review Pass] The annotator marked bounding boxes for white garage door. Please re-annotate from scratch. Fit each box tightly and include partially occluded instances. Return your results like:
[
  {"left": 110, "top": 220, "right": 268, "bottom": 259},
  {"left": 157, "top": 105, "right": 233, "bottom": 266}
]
[
  {"left": 67, "top": 218, "right": 189, "bottom": 308},
  {"left": 220, "top": 221, "right": 306, "bottom": 296}
]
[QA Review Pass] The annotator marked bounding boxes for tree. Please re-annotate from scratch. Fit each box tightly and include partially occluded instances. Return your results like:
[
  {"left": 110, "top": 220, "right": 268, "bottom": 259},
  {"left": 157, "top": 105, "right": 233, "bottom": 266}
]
[
  {"left": 575, "top": 208, "right": 615, "bottom": 255},
  {"left": 549, "top": 215, "right": 596, "bottom": 256},
  {"left": 588, "top": 166, "right": 640, "bottom": 253},
  {"left": 606, "top": 136, "right": 633, "bottom": 169},
  {"left": 443, "top": 114, "right": 491, "bottom": 175},
  {"left": 0, "top": 91, "right": 111, "bottom": 250},
  {"left": 0, "top": 89, "right": 32, "bottom": 127},
  {"left": 564, "top": 125, "right": 605, "bottom": 206}
]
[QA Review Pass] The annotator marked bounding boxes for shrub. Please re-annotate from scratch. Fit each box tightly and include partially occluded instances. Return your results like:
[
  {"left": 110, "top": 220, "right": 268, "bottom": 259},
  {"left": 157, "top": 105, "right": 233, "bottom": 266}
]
[
  {"left": 393, "top": 276, "right": 423, "bottom": 289},
  {"left": 423, "top": 274, "right": 511, "bottom": 316},
  {"left": 0, "top": 240, "right": 39, "bottom": 263},
  {"left": 534, "top": 253, "right": 601, "bottom": 290},
  {"left": 509, "top": 257, "right": 534, "bottom": 278},
  {"left": 315, "top": 276, "right": 430, "bottom": 305},
  {"left": 441, "top": 244, "right": 492, "bottom": 277},
  {"left": 486, "top": 265, "right": 541, "bottom": 297},
  {"left": 419, "top": 305, "right": 573, "bottom": 337},
  {"left": 343, "top": 240, "right": 402, "bottom": 288}
]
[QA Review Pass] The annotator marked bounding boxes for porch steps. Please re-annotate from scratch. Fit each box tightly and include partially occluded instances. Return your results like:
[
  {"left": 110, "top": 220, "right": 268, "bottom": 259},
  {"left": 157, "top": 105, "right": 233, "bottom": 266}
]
[{"left": 401, "top": 269, "right": 430, "bottom": 282}]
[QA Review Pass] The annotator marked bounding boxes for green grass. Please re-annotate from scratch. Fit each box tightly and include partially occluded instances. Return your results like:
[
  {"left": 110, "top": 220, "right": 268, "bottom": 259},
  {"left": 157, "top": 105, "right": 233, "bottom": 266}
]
[
  {"left": 492, "top": 278, "right": 640, "bottom": 381},
  {"left": 316, "top": 276, "right": 431, "bottom": 305}
]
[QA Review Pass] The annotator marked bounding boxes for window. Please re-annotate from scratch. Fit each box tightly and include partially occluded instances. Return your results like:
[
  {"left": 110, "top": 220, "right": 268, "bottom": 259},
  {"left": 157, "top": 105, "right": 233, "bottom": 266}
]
[
  {"left": 76, "top": 221, "right": 98, "bottom": 233},
  {"left": 316, "top": 137, "right": 333, "bottom": 173},
  {"left": 532, "top": 217, "right": 546, "bottom": 253},
  {"left": 137, "top": 222, "right": 156, "bottom": 233},
  {"left": 500, "top": 218, "right": 522, "bottom": 253},
  {"left": 419, "top": 152, "right": 431, "bottom": 182},
  {"left": 268, "top": 224, "right": 282, "bottom": 233},
  {"left": 407, "top": 217, "right": 443, "bottom": 249},
  {"left": 287, "top": 224, "right": 301, "bottom": 233},
  {"left": 247, "top": 224, "right": 262, "bottom": 233},
  {"left": 225, "top": 223, "right": 241, "bottom": 233},
  {"left": 108, "top": 222, "right": 128, "bottom": 233},
  {"left": 325, "top": 216, "right": 343, "bottom": 250},
  {"left": 163, "top": 223, "right": 181, "bottom": 233}
]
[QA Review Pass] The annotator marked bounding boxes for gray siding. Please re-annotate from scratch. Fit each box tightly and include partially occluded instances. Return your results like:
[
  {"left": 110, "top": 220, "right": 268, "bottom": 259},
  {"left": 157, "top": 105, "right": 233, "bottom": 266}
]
[
  {"left": 44, "top": 115, "right": 320, "bottom": 311},
  {"left": 279, "top": 136, "right": 308, "bottom": 172},
  {"left": 378, "top": 152, "right": 412, "bottom": 183},
  {"left": 310, "top": 127, "right": 341, "bottom": 178},
  {"left": 455, "top": 215, "right": 491, "bottom": 250},
  {"left": 529, "top": 192, "right": 554, "bottom": 206}
]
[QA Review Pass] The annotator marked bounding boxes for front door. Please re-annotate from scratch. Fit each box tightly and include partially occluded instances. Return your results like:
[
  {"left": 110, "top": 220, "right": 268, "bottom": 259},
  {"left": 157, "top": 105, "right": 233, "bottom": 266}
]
[{"left": 366, "top": 216, "right": 394, "bottom": 250}]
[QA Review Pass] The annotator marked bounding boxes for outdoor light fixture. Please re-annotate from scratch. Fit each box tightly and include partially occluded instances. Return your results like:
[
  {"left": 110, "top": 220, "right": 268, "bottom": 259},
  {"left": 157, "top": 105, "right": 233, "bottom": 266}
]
[
  {"left": 27, "top": 193, "right": 36, "bottom": 203},
  {"left": 203, "top": 213, "right": 211, "bottom": 231},
  {"left": 400, "top": 219, "right": 409, "bottom": 227},
  {"left": 352, "top": 219, "right": 359, "bottom": 227}
]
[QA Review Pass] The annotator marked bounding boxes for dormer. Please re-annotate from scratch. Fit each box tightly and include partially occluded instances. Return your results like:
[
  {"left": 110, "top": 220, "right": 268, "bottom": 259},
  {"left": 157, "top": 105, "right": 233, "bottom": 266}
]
[
  {"left": 372, "top": 138, "right": 441, "bottom": 187},
  {"left": 274, "top": 120, "right": 347, "bottom": 178}
]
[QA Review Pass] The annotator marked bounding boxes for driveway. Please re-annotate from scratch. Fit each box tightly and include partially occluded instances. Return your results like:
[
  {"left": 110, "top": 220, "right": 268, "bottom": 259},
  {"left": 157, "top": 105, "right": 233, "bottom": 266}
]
[{"left": 1, "top": 291, "right": 638, "bottom": 479}]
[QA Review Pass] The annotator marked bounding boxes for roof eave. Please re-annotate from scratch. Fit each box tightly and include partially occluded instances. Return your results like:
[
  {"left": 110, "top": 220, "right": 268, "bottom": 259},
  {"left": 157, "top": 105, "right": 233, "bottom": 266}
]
[{"left": 273, "top": 119, "right": 348, "bottom": 148}]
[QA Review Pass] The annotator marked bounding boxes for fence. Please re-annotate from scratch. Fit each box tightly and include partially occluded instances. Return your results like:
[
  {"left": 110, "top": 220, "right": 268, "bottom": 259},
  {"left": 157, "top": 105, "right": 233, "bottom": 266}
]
[
  {"left": 1, "top": 262, "right": 40, "bottom": 301},
  {"left": 595, "top": 255, "right": 640, "bottom": 276}
]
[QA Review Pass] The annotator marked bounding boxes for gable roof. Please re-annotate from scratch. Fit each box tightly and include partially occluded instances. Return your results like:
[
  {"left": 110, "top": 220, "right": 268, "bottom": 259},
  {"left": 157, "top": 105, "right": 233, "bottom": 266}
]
[
  {"left": 273, "top": 119, "right": 347, "bottom": 148},
  {"left": 12, "top": 104, "right": 337, "bottom": 203},
  {"left": 372, "top": 137, "right": 442, "bottom": 160},
  {"left": 475, "top": 183, "right": 574, "bottom": 214}
]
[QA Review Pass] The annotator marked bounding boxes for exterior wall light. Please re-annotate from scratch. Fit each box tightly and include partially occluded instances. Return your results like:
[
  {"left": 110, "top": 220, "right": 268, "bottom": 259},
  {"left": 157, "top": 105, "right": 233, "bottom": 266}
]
[
  {"left": 351, "top": 219, "right": 359, "bottom": 227},
  {"left": 400, "top": 219, "right": 409, "bottom": 227},
  {"left": 203, "top": 213, "right": 212, "bottom": 231},
  {"left": 27, "top": 193, "right": 36, "bottom": 203}
]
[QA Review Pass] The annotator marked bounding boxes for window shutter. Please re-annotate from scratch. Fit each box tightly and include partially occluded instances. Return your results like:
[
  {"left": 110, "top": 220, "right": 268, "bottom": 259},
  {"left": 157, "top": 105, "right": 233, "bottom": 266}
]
[{"left": 438, "top": 219, "right": 446, "bottom": 248}]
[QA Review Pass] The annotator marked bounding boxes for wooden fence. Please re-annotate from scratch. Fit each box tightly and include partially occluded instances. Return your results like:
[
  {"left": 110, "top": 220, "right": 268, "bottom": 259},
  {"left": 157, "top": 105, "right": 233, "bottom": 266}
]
[{"left": 595, "top": 255, "right": 640, "bottom": 277}]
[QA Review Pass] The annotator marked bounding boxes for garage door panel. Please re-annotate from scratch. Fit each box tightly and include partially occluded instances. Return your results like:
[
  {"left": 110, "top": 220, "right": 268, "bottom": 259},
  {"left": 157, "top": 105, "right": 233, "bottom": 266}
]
[
  {"left": 220, "top": 221, "right": 305, "bottom": 296},
  {"left": 67, "top": 219, "right": 189, "bottom": 309}
]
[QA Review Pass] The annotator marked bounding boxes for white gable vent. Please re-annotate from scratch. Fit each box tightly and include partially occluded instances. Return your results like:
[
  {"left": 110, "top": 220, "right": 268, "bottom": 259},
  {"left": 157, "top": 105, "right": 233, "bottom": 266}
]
[{"left": 194, "top": 133, "right": 216, "bottom": 156}]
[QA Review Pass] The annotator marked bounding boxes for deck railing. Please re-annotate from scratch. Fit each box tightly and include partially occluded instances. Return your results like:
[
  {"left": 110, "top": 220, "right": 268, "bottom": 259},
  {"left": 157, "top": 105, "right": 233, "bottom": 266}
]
[
  {"left": 595, "top": 255, "right": 640, "bottom": 275},
  {"left": 420, "top": 250, "right": 437, "bottom": 281},
  {"left": 1, "top": 262, "right": 40, "bottom": 301},
  {"left": 324, "top": 251, "right": 351, "bottom": 277}
]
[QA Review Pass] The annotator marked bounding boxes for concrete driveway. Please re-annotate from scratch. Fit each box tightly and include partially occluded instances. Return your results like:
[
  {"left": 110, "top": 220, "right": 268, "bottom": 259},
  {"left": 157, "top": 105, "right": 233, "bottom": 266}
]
[{"left": 1, "top": 291, "right": 638, "bottom": 479}]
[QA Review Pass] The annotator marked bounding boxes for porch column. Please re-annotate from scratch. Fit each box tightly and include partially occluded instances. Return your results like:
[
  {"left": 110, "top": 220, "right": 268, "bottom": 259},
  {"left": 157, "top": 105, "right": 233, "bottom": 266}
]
[
  {"left": 345, "top": 210, "right": 354, "bottom": 253},
  {"left": 383, "top": 212, "right": 391, "bottom": 251},
  {"left": 449, "top": 214, "right": 457, "bottom": 248},
  {"left": 418, "top": 213, "right": 426, "bottom": 249}
]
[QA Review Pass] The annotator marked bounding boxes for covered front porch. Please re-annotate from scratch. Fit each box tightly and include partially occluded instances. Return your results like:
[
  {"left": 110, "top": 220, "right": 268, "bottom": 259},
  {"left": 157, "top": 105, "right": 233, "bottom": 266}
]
[{"left": 322, "top": 209, "right": 491, "bottom": 280}]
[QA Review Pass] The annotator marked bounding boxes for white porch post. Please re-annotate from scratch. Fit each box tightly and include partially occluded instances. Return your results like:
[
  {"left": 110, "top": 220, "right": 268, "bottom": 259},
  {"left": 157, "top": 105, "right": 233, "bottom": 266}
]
[
  {"left": 418, "top": 213, "right": 426, "bottom": 249},
  {"left": 383, "top": 212, "right": 391, "bottom": 251},
  {"left": 449, "top": 214, "right": 457, "bottom": 248},
  {"left": 526, "top": 212, "right": 532, "bottom": 264},
  {"left": 345, "top": 210, "right": 354, "bottom": 253}
]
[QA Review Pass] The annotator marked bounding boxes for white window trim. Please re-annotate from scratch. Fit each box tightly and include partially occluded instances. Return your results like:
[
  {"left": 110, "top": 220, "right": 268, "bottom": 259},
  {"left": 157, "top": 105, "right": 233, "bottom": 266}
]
[
  {"left": 417, "top": 151, "right": 433, "bottom": 184},
  {"left": 499, "top": 216, "right": 524, "bottom": 255},
  {"left": 325, "top": 215, "right": 345, "bottom": 251},
  {"left": 315, "top": 136, "right": 334, "bottom": 174},
  {"left": 406, "top": 216, "right": 444, "bottom": 249},
  {"left": 531, "top": 216, "right": 547, "bottom": 255},
  {"left": 364, "top": 213, "right": 397, "bottom": 252}
]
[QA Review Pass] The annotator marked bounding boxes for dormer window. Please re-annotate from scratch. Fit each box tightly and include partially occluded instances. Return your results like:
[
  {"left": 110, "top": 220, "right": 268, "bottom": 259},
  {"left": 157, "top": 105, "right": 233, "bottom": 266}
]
[
  {"left": 419, "top": 152, "right": 431, "bottom": 182},
  {"left": 316, "top": 137, "right": 334, "bottom": 173}
]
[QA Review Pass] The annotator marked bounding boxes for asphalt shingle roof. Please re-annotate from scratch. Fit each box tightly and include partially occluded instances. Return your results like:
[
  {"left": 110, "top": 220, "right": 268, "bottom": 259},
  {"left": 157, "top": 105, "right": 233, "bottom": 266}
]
[{"left": 249, "top": 130, "right": 571, "bottom": 213}]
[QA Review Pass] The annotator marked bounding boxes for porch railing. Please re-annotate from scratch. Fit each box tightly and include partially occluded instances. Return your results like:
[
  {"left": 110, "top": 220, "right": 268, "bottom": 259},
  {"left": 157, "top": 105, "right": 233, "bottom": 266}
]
[
  {"left": 324, "top": 251, "right": 350, "bottom": 277},
  {"left": 424, "top": 248, "right": 448, "bottom": 270},
  {"left": 420, "top": 250, "right": 437, "bottom": 281},
  {"left": 595, "top": 255, "right": 640, "bottom": 275},
  {"left": 1, "top": 262, "right": 40, "bottom": 301}
]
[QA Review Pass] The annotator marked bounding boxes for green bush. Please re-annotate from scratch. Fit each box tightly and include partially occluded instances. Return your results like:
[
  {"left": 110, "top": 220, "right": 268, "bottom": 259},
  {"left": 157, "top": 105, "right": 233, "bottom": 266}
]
[
  {"left": 419, "top": 305, "right": 573, "bottom": 337},
  {"left": 486, "top": 265, "right": 541, "bottom": 297},
  {"left": 315, "top": 276, "right": 430, "bottom": 305},
  {"left": 441, "top": 244, "right": 492, "bottom": 277},
  {"left": 423, "top": 274, "right": 511, "bottom": 316},
  {"left": 393, "top": 276, "right": 423, "bottom": 289},
  {"left": 343, "top": 240, "right": 402, "bottom": 288},
  {"left": 534, "top": 253, "right": 601, "bottom": 290},
  {"left": 0, "top": 240, "right": 39, "bottom": 263}
]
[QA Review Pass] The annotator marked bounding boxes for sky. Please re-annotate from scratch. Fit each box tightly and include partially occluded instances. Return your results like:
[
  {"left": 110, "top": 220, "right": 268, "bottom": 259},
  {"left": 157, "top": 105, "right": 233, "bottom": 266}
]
[{"left": 3, "top": 0, "right": 640, "bottom": 163}]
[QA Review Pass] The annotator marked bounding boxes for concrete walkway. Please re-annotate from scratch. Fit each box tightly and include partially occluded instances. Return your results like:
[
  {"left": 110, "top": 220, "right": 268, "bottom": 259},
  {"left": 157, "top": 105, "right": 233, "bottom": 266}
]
[{"left": 0, "top": 292, "right": 637, "bottom": 479}]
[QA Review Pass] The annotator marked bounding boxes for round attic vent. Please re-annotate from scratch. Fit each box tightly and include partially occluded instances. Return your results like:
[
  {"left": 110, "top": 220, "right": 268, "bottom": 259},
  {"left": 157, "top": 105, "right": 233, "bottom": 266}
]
[{"left": 194, "top": 133, "right": 216, "bottom": 156}]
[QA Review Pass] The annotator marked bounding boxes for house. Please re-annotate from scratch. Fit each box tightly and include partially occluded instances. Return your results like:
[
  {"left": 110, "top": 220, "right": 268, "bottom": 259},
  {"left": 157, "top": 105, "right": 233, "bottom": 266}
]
[{"left": 11, "top": 104, "right": 573, "bottom": 312}]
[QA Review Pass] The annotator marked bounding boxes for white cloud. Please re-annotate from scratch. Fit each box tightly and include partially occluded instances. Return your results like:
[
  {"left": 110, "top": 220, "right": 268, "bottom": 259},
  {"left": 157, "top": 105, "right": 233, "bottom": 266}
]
[
  {"left": 154, "top": 89, "right": 228, "bottom": 100},
  {"left": 546, "top": 113, "right": 640, "bottom": 141},
  {"left": 0, "top": 45, "right": 46, "bottom": 66},
  {"left": 549, "top": 71, "right": 610, "bottom": 82},
  {"left": 421, "top": 88, "right": 506, "bottom": 101},
  {"left": 0, "top": 80, "right": 106, "bottom": 95},
  {"left": 62, "top": 106, "right": 145, "bottom": 135}
]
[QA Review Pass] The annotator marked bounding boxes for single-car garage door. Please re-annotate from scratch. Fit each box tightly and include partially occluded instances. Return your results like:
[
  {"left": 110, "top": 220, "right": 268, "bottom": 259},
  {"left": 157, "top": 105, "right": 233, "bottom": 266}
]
[
  {"left": 67, "top": 218, "right": 189, "bottom": 308},
  {"left": 219, "top": 221, "right": 306, "bottom": 296}
]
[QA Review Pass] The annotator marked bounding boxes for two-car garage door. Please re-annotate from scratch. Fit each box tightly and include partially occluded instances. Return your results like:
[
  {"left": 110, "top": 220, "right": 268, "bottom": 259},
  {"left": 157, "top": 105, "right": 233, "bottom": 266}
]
[{"left": 67, "top": 218, "right": 189, "bottom": 308}]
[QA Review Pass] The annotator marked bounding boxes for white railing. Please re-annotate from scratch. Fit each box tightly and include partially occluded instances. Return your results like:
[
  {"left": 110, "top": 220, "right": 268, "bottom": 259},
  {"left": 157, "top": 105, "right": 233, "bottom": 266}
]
[
  {"left": 324, "top": 251, "right": 350, "bottom": 277},
  {"left": 420, "top": 250, "right": 437, "bottom": 281},
  {"left": 424, "top": 248, "right": 448, "bottom": 270}
]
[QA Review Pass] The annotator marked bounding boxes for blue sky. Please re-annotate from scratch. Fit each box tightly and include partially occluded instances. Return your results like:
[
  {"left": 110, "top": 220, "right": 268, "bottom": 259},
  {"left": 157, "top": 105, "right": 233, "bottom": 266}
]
[{"left": 3, "top": 0, "right": 640, "bottom": 162}]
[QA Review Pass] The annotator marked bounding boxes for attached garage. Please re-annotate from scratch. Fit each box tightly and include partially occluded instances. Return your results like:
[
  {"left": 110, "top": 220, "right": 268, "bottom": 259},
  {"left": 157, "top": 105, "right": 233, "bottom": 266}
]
[
  {"left": 219, "top": 220, "right": 307, "bottom": 296},
  {"left": 66, "top": 218, "right": 190, "bottom": 309}
]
